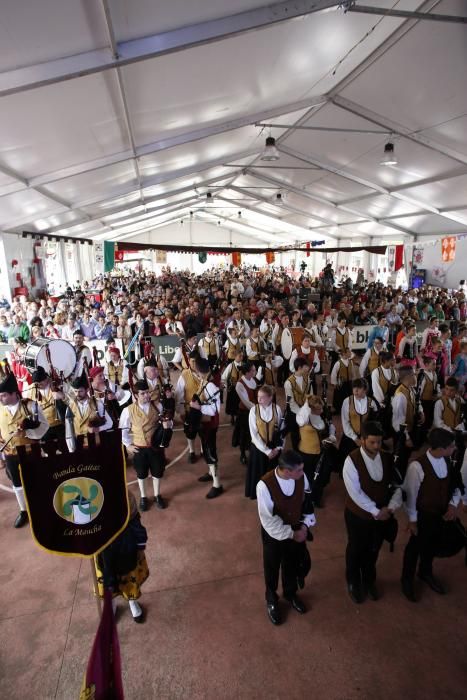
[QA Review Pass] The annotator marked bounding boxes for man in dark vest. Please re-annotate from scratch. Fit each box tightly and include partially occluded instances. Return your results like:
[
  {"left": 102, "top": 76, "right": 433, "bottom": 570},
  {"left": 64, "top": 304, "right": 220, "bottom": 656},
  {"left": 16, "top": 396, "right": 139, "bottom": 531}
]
[
  {"left": 401, "top": 428, "right": 464, "bottom": 602},
  {"left": 342, "top": 421, "right": 402, "bottom": 604},
  {"left": 256, "top": 449, "right": 315, "bottom": 625}
]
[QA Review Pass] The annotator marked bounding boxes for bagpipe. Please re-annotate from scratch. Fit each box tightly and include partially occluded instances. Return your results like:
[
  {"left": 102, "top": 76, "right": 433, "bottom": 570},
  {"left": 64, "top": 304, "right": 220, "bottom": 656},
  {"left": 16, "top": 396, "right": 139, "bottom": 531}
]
[
  {"left": 411, "top": 369, "right": 426, "bottom": 449},
  {"left": 82, "top": 357, "right": 107, "bottom": 429}
]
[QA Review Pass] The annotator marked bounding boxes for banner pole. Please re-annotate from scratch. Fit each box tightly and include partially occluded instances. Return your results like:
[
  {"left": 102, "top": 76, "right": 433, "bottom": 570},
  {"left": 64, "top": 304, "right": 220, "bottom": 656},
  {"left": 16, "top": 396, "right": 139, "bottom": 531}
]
[{"left": 90, "top": 558, "right": 102, "bottom": 618}]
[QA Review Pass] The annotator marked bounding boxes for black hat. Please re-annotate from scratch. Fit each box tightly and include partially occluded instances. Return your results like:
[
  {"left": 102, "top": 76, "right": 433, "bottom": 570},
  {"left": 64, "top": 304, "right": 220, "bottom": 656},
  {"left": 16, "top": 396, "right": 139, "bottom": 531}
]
[
  {"left": 71, "top": 374, "right": 88, "bottom": 390},
  {"left": 196, "top": 357, "right": 210, "bottom": 375},
  {"left": 32, "top": 366, "right": 48, "bottom": 383},
  {"left": 134, "top": 379, "right": 149, "bottom": 392},
  {"left": 0, "top": 373, "right": 19, "bottom": 394},
  {"left": 144, "top": 358, "right": 157, "bottom": 368}
]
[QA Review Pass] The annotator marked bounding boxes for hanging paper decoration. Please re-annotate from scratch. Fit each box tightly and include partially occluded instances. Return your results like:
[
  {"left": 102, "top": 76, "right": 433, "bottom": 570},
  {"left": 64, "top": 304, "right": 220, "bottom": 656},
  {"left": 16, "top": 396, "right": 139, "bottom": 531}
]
[
  {"left": 413, "top": 247, "right": 424, "bottom": 266},
  {"left": 232, "top": 252, "right": 241, "bottom": 267},
  {"left": 265, "top": 252, "right": 275, "bottom": 264},
  {"left": 306, "top": 242, "right": 311, "bottom": 257},
  {"left": 115, "top": 250, "right": 124, "bottom": 262},
  {"left": 441, "top": 236, "right": 456, "bottom": 262},
  {"left": 198, "top": 252, "right": 207, "bottom": 264}
]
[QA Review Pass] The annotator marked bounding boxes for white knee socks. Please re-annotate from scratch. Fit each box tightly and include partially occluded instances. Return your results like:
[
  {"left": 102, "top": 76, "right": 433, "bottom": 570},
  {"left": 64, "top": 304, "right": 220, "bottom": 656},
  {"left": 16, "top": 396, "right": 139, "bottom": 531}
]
[
  {"left": 187, "top": 439, "right": 195, "bottom": 454},
  {"left": 152, "top": 477, "right": 161, "bottom": 497},
  {"left": 209, "top": 464, "right": 221, "bottom": 488},
  {"left": 129, "top": 599, "right": 142, "bottom": 618},
  {"left": 13, "top": 486, "right": 26, "bottom": 511},
  {"left": 137, "top": 478, "right": 146, "bottom": 498}
]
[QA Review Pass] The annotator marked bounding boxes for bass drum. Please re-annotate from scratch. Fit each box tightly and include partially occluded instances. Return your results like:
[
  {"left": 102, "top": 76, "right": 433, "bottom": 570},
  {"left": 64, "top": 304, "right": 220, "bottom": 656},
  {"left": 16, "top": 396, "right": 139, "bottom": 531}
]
[
  {"left": 281, "top": 327, "right": 293, "bottom": 360},
  {"left": 290, "top": 327, "right": 305, "bottom": 349},
  {"left": 24, "top": 338, "right": 77, "bottom": 379}
]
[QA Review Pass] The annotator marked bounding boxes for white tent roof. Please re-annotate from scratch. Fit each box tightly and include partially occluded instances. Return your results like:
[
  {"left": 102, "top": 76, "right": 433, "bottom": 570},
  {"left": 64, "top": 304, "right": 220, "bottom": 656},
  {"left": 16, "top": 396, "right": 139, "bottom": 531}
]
[{"left": 0, "top": 0, "right": 466, "bottom": 247}]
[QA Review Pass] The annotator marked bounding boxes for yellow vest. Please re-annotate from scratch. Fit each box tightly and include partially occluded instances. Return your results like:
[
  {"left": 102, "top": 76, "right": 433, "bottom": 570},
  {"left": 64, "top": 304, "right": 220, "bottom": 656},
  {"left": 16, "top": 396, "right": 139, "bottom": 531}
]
[
  {"left": 182, "top": 369, "right": 204, "bottom": 409},
  {"left": 248, "top": 339, "right": 260, "bottom": 359},
  {"left": 336, "top": 328, "right": 349, "bottom": 351},
  {"left": 338, "top": 360, "right": 353, "bottom": 383},
  {"left": 441, "top": 396, "right": 461, "bottom": 429},
  {"left": 288, "top": 374, "right": 307, "bottom": 408},
  {"left": 395, "top": 384, "right": 415, "bottom": 431},
  {"left": 0, "top": 402, "right": 34, "bottom": 455},
  {"left": 255, "top": 405, "right": 278, "bottom": 445},
  {"left": 298, "top": 423, "right": 321, "bottom": 454},
  {"left": 421, "top": 374, "right": 435, "bottom": 401},
  {"left": 23, "top": 385, "right": 61, "bottom": 428},
  {"left": 128, "top": 402, "right": 159, "bottom": 447},
  {"left": 378, "top": 367, "right": 397, "bottom": 395},
  {"left": 368, "top": 348, "right": 381, "bottom": 373},
  {"left": 203, "top": 339, "right": 217, "bottom": 356},
  {"left": 68, "top": 397, "right": 94, "bottom": 437},
  {"left": 227, "top": 339, "right": 239, "bottom": 360},
  {"left": 349, "top": 396, "right": 370, "bottom": 436},
  {"left": 264, "top": 366, "right": 275, "bottom": 387},
  {"left": 107, "top": 362, "right": 124, "bottom": 386}
]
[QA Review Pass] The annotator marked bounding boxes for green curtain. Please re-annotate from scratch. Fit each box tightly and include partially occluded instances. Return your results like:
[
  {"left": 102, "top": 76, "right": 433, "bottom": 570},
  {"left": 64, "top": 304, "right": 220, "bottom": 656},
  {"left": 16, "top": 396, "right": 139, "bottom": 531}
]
[{"left": 104, "top": 242, "right": 115, "bottom": 272}]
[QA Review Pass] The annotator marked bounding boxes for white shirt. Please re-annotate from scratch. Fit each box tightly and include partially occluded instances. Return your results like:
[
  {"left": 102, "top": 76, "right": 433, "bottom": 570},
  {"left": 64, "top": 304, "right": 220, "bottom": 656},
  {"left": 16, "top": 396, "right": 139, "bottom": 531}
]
[
  {"left": 391, "top": 387, "right": 422, "bottom": 437},
  {"left": 255, "top": 355, "right": 283, "bottom": 384},
  {"left": 198, "top": 336, "right": 220, "bottom": 360},
  {"left": 171, "top": 342, "right": 197, "bottom": 367},
  {"left": 136, "top": 356, "right": 169, "bottom": 380},
  {"left": 284, "top": 374, "right": 308, "bottom": 415},
  {"left": 119, "top": 400, "right": 163, "bottom": 447},
  {"left": 433, "top": 397, "right": 465, "bottom": 433},
  {"left": 249, "top": 403, "right": 283, "bottom": 456},
  {"left": 236, "top": 376, "right": 257, "bottom": 410},
  {"left": 330, "top": 326, "right": 353, "bottom": 352},
  {"left": 226, "top": 319, "right": 250, "bottom": 340},
  {"left": 70, "top": 398, "right": 113, "bottom": 431},
  {"left": 3, "top": 401, "right": 49, "bottom": 440},
  {"left": 403, "top": 451, "right": 461, "bottom": 521},
  {"left": 341, "top": 396, "right": 376, "bottom": 441},
  {"left": 257, "top": 470, "right": 316, "bottom": 540},
  {"left": 330, "top": 358, "right": 355, "bottom": 386},
  {"left": 221, "top": 361, "right": 242, "bottom": 385},
  {"left": 360, "top": 347, "right": 381, "bottom": 377},
  {"left": 72, "top": 345, "right": 92, "bottom": 379},
  {"left": 289, "top": 347, "right": 320, "bottom": 374},
  {"left": 371, "top": 366, "right": 397, "bottom": 405},
  {"left": 304, "top": 325, "right": 324, "bottom": 348},
  {"left": 343, "top": 447, "right": 402, "bottom": 517}
]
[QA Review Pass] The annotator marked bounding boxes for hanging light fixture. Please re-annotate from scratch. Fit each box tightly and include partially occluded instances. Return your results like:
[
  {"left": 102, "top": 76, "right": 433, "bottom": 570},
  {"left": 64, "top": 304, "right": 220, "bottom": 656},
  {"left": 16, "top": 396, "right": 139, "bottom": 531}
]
[
  {"left": 275, "top": 192, "right": 284, "bottom": 205},
  {"left": 261, "top": 136, "right": 280, "bottom": 161},
  {"left": 380, "top": 141, "right": 397, "bottom": 166},
  {"left": 206, "top": 191, "right": 214, "bottom": 206}
]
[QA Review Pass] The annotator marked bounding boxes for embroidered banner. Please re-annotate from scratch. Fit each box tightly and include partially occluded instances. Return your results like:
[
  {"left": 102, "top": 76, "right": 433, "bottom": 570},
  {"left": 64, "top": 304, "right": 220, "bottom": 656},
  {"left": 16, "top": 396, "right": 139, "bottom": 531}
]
[
  {"left": 441, "top": 236, "right": 456, "bottom": 262},
  {"left": 18, "top": 431, "right": 129, "bottom": 557}
]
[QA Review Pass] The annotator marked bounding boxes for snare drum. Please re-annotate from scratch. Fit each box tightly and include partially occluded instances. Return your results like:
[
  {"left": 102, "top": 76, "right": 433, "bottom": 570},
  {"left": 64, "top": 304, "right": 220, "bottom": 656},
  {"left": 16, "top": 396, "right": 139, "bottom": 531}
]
[{"left": 24, "top": 338, "right": 77, "bottom": 378}]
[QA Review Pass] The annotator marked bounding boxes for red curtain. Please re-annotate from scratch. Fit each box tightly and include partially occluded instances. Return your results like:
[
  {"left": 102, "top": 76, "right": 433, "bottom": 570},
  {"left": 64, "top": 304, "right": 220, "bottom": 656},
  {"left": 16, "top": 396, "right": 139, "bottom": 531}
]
[{"left": 394, "top": 244, "right": 404, "bottom": 271}]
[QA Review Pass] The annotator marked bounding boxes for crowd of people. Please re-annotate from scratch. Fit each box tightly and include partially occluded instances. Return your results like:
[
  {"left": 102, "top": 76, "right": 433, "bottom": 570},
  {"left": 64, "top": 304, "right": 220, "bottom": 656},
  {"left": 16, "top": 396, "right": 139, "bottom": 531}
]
[{"left": 0, "top": 263, "right": 466, "bottom": 625}]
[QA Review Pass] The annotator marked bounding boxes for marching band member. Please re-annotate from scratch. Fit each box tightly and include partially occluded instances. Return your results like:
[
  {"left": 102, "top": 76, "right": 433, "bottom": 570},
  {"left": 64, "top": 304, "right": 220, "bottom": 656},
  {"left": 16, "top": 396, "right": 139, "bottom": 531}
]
[
  {"left": 398, "top": 323, "right": 418, "bottom": 368},
  {"left": 391, "top": 367, "right": 425, "bottom": 476},
  {"left": 304, "top": 314, "right": 325, "bottom": 349},
  {"left": 401, "top": 428, "right": 464, "bottom": 602},
  {"left": 174, "top": 358, "right": 204, "bottom": 464},
  {"left": 245, "top": 384, "right": 283, "bottom": 499},
  {"left": 72, "top": 329, "right": 92, "bottom": 379},
  {"left": 271, "top": 313, "right": 290, "bottom": 387},
  {"left": 198, "top": 327, "right": 221, "bottom": 369},
  {"left": 171, "top": 330, "right": 199, "bottom": 372},
  {"left": 66, "top": 374, "right": 113, "bottom": 452},
  {"left": 184, "top": 357, "right": 223, "bottom": 499},
  {"left": 0, "top": 373, "right": 48, "bottom": 527},
  {"left": 234, "top": 362, "right": 258, "bottom": 464},
  {"left": 222, "top": 349, "right": 244, "bottom": 424},
  {"left": 296, "top": 394, "right": 337, "bottom": 507},
  {"left": 259, "top": 308, "right": 276, "bottom": 349},
  {"left": 360, "top": 337, "right": 384, "bottom": 378},
  {"left": 340, "top": 379, "right": 378, "bottom": 457},
  {"left": 256, "top": 352, "right": 283, "bottom": 388},
  {"left": 371, "top": 351, "right": 398, "bottom": 407},
  {"left": 330, "top": 347, "right": 358, "bottom": 413},
  {"left": 343, "top": 421, "right": 402, "bottom": 604},
  {"left": 7, "top": 338, "right": 32, "bottom": 392},
  {"left": 104, "top": 346, "right": 129, "bottom": 391},
  {"left": 284, "top": 358, "right": 310, "bottom": 451},
  {"left": 136, "top": 347, "right": 169, "bottom": 382},
  {"left": 245, "top": 326, "right": 264, "bottom": 365},
  {"left": 164, "top": 312, "right": 185, "bottom": 337},
  {"left": 119, "top": 380, "right": 172, "bottom": 511},
  {"left": 329, "top": 315, "right": 352, "bottom": 367},
  {"left": 257, "top": 449, "right": 315, "bottom": 625},
  {"left": 223, "top": 326, "right": 241, "bottom": 361},
  {"left": 24, "top": 366, "right": 66, "bottom": 441},
  {"left": 419, "top": 356, "right": 440, "bottom": 429},
  {"left": 288, "top": 336, "right": 321, "bottom": 375},
  {"left": 433, "top": 377, "right": 465, "bottom": 434}
]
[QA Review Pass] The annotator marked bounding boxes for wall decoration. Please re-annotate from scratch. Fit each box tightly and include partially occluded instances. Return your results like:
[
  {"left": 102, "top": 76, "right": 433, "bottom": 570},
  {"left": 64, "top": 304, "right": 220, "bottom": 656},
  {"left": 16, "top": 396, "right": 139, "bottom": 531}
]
[{"left": 441, "top": 236, "right": 456, "bottom": 262}]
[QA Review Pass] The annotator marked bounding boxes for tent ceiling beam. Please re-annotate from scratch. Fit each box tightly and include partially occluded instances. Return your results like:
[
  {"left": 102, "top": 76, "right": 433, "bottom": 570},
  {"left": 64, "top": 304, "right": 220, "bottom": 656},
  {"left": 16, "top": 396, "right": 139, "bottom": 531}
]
[
  {"left": 0, "top": 1, "right": 340, "bottom": 98},
  {"left": 279, "top": 145, "right": 467, "bottom": 229},
  {"left": 22, "top": 95, "right": 327, "bottom": 192},
  {"left": 348, "top": 5, "right": 467, "bottom": 24}
]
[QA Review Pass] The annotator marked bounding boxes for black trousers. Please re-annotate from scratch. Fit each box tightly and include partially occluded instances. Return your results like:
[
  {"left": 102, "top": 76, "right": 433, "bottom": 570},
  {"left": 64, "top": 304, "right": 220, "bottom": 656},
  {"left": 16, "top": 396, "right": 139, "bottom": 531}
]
[
  {"left": 401, "top": 511, "right": 454, "bottom": 581},
  {"left": 261, "top": 527, "right": 309, "bottom": 604},
  {"left": 233, "top": 411, "right": 251, "bottom": 455},
  {"left": 199, "top": 425, "right": 218, "bottom": 465},
  {"left": 133, "top": 447, "right": 166, "bottom": 479},
  {"left": 344, "top": 508, "right": 386, "bottom": 588},
  {"left": 5, "top": 455, "right": 21, "bottom": 487}
]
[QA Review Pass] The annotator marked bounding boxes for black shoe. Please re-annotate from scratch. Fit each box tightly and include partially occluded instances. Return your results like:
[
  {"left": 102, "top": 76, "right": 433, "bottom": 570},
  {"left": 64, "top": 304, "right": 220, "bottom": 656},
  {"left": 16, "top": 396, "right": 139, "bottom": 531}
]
[
  {"left": 240, "top": 453, "right": 247, "bottom": 464},
  {"left": 133, "top": 606, "right": 145, "bottom": 624},
  {"left": 189, "top": 452, "right": 196, "bottom": 464},
  {"left": 366, "top": 583, "right": 380, "bottom": 601},
  {"left": 230, "top": 416, "right": 235, "bottom": 425},
  {"left": 206, "top": 485, "right": 224, "bottom": 499},
  {"left": 139, "top": 497, "right": 149, "bottom": 512},
  {"left": 266, "top": 603, "right": 282, "bottom": 626},
  {"left": 401, "top": 579, "right": 418, "bottom": 603},
  {"left": 198, "top": 472, "right": 212, "bottom": 482},
  {"left": 347, "top": 583, "right": 364, "bottom": 604},
  {"left": 287, "top": 595, "right": 306, "bottom": 614},
  {"left": 418, "top": 572, "right": 446, "bottom": 595},
  {"left": 14, "top": 510, "right": 28, "bottom": 528},
  {"left": 155, "top": 495, "right": 167, "bottom": 510}
]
